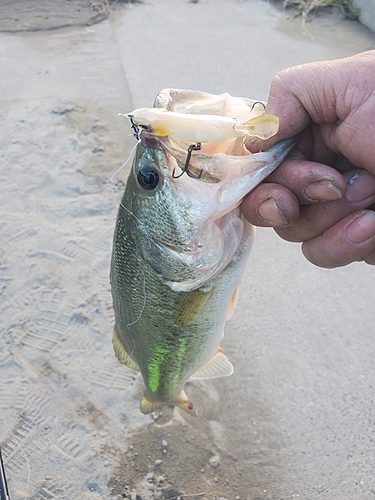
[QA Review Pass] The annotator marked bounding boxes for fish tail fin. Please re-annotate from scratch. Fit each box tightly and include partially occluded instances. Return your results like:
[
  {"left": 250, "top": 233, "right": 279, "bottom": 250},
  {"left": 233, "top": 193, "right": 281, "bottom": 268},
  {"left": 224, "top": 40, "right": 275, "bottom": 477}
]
[
  {"left": 175, "top": 391, "right": 196, "bottom": 416},
  {"left": 140, "top": 395, "right": 166, "bottom": 415},
  {"left": 140, "top": 391, "right": 196, "bottom": 416}
]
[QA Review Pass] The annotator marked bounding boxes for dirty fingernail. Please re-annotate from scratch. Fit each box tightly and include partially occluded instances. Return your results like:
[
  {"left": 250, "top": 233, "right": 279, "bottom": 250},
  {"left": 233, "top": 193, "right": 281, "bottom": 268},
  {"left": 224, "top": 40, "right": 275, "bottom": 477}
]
[
  {"left": 346, "top": 171, "right": 375, "bottom": 203},
  {"left": 346, "top": 211, "right": 375, "bottom": 243},
  {"left": 304, "top": 180, "right": 342, "bottom": 201},
  {"left": 257, "top": 198, "right": 289, "bottom": 226}
]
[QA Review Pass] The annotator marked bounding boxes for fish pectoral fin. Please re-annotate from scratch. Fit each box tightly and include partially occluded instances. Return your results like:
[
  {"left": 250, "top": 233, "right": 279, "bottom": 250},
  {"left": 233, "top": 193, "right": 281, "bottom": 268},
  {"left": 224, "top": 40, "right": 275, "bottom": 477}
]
[
  {"left": 190, "top": 351, "right": 234, "bottom": 380},
  {"left": 233, "top": 114, "right": 279, "bottom": 140},
  {"left": 173, "top": 289, "right": 212, "bottom": 326},
  {"left": 112, "top": 326, "right": 140, "bottom": 371},
  {"left": 226, "top": 283, "right": 241, "bottom": 321}
]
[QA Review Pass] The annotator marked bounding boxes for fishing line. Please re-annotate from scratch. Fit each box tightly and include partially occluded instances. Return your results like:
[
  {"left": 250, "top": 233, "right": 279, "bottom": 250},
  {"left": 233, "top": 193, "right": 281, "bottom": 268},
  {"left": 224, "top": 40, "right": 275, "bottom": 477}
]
[
  {"left": 110, "top": 137, "right": 154, "bottom": 251},
  {"left": 111, "top": 139, "right": 151, "bottom": 351},
  {"left": 124, "top": 270, "right": 147, "bottom": 360},
  {"left": 110, "top": 140, "right": 139, "bottom": 205},
  {"left": 125, "top": 272, "right": 146, "bottom": 329},
  {"left": 115, "top": 269, "right": 146, "bottom": 362},
  {"left": 128, "top": 424, "right": 149, "bottom": 436}
]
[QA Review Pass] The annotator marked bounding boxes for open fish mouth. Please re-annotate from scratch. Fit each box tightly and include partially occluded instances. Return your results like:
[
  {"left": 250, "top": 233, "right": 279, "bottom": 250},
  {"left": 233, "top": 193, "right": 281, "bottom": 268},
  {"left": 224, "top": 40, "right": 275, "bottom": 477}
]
[{"left": 127, "top": 89, "right": 286, "bottom": 186}]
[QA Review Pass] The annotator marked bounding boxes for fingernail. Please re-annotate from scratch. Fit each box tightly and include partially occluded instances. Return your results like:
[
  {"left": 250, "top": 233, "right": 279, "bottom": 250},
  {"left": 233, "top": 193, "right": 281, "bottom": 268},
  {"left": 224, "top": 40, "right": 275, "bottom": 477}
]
[
  {"left": 257, "top": 198, "right": 289, "bottom": 226},
  {"left": 346, "top": 211, "right": 375, "bottom": 243},
  {"left": 304, "top": 180, "right": 342, "bottom": 201},
  {"left": 346, "top": 171, "right": 375, "bottom": 203}
]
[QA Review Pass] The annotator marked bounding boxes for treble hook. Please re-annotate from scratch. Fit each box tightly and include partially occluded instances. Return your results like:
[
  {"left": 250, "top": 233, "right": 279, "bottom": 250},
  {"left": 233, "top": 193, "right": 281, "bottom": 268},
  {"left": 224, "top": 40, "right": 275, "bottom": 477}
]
[
  {"left": 127, "top": 114, "right": 141, "bottom": 141},
  {"left": 250, "top": 101, "right": 266, "bottom": 112},
  {"left": 172, "top": 143, "right": 202, "bottom": 179},
  {"left": 0, "top": 448, "right": 10, "bottom": 500}
]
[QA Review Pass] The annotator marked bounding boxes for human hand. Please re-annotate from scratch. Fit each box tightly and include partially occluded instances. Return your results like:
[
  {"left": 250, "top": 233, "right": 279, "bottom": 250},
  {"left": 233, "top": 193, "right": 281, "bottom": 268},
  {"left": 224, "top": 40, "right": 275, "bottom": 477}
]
[{"left": 242, "top": 50, "right": 375, "bottom": 267}]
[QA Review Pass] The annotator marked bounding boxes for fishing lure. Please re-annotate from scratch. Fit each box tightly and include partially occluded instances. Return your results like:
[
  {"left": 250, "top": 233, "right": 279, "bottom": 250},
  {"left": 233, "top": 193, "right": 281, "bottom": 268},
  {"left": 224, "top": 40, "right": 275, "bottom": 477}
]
[{"left": 126, "top": 107, "right": 279, "bottom": 144}]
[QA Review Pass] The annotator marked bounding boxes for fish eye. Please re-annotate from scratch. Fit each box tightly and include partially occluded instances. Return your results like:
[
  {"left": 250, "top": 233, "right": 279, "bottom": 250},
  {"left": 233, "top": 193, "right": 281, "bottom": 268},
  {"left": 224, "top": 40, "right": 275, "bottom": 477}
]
[{"left": 137, "top": 159, "right": 160, "bottom": 190}]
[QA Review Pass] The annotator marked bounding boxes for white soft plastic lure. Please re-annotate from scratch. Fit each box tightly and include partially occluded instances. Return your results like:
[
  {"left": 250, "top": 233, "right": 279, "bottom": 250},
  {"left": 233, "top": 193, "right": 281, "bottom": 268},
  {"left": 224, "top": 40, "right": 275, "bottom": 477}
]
[{"left": 127, "top": 107, "right": 279, "bottom": 143}]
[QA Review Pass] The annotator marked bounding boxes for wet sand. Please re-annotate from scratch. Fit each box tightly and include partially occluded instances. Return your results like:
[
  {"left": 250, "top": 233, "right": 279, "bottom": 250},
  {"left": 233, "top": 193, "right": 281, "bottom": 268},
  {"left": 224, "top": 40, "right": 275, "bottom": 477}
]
[{"left": 1, "top": 1, "right": 375, "bottom": 499}]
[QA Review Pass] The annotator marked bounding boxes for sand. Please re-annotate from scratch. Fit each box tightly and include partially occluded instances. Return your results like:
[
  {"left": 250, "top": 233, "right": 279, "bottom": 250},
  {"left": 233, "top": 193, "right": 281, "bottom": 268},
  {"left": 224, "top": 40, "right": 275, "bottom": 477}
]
[{"left": 1, "top": 1, "right": 375, "bottom": 499}]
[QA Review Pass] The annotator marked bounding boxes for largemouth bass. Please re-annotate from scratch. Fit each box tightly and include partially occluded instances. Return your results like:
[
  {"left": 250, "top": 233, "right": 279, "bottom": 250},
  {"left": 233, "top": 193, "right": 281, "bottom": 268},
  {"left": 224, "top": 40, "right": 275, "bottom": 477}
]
[{"left": 111, "top": 89, "right": 294, "bottom": 415}]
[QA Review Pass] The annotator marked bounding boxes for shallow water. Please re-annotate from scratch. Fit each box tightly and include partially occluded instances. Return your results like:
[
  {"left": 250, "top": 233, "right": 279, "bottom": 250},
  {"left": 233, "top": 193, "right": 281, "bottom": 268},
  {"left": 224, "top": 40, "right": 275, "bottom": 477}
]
[{"left": 1, "top": 1, "right": 375, "bottom": 499}]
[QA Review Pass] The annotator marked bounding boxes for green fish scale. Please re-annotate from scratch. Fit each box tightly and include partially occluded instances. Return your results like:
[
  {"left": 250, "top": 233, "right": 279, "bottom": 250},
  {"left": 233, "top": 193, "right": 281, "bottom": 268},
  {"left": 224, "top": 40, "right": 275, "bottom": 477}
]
[
  {"left": 110, "top": 134, "right": 254, "bottom": 405},
  {"left": 111, "top": 207, "right": 250, "bottom": 402}
]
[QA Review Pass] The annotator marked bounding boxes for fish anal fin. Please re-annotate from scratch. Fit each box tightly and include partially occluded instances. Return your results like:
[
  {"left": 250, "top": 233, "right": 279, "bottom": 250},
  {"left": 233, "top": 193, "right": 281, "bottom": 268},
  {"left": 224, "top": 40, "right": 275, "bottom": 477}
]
[
  {"left": 190, "top": 351, "right": 233, "bottom": 380},
  {"left": 234, "top": 114, "right": 279, "bottom": 140},
  {"left": 112, "top": 326, "right": 140, "bottom": 371},
  {"left": 173, "top": 289, "right": 212, "bottom": 326}
]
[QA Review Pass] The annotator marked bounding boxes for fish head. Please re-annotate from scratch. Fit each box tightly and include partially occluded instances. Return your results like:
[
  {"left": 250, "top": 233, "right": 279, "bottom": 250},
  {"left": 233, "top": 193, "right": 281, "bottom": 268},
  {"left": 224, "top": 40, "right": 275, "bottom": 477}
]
[
  {"left": 124, "top": 132, "right": 246, "bottom": 290},
  {"left": 122, "top": 128, "right": 294, "bottom": 292}
]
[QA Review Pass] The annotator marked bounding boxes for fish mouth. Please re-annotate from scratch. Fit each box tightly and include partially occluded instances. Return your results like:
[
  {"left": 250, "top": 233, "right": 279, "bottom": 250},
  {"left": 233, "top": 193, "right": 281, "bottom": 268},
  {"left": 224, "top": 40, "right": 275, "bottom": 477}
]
[
  {"left": 160, "top": 135, "right": 236, "bottom": 184},
  {"left": 159, "top": 134, "right": 297, "bottom": 190}
]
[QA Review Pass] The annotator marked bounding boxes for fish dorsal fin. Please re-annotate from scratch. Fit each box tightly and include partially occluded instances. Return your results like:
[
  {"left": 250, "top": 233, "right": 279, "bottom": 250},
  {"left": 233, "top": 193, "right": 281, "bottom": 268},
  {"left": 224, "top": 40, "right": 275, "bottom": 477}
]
[
  {"left": 190, "top": 351, "right": 234, "bottom": 380},
  {"left": 233, "top": 114, "right": 279, "bottom": 140},
  {"left": 173, "top": 289, "right": 212, "bottom": 326},
  {"left": 112, "top": 326, "right": 140, "bottom": 371}
]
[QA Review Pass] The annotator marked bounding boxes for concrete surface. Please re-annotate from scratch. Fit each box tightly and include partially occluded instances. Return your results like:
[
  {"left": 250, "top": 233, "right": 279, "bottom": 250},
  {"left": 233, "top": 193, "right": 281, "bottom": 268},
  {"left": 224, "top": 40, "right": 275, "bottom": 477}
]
[
  {"left": 1, "top": 1, "right": 375, "bottom": 500},
  {"left": 355, "top": 0, "right": 375, "bottom": 34}
]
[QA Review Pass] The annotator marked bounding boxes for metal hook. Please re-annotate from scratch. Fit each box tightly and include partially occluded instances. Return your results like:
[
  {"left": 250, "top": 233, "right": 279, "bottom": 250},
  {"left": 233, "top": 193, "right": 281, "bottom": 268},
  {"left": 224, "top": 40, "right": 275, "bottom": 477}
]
[
  {"left": 250, "top": 101, "right": 266, "bottom": 112},
  {"left": 127, "top": 114, "right": 141, "bottom": 141},
  {"left": 0, "top": 448, "right": 10, "bottom": 500},
  {"left": 172, "top": 143, "right": 202, "bottom": 179}
]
